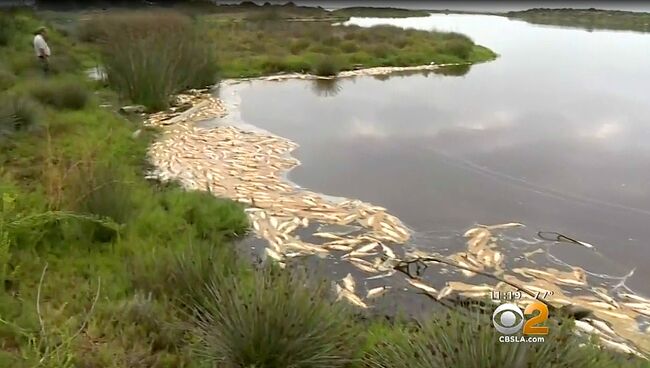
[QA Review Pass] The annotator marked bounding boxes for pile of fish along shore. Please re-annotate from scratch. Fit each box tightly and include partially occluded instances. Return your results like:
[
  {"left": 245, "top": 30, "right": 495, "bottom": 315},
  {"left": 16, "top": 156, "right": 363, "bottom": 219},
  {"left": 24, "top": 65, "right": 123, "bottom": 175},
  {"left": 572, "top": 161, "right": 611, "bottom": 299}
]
[
  {"left": 145, "top": 88, "right": 649, "bottom": 359},
  {"left": 225, "top": 62, "right": 471, "bottom": 83}
]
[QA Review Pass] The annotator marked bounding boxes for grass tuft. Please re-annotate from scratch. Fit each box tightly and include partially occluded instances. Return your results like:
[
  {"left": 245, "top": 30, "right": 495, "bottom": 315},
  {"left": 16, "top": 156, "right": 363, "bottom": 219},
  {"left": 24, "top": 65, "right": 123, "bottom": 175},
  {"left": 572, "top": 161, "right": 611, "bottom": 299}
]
[
  {"left": 0, "top": 93, "right": 41, "bottom": 138},
  {"left": 28, "top": 79, "right": 89, "bottom": 110},
  {"left": 312, "top": 55, "right": 341, "bottom": 76},
  {"left": 189, "top": 266, "right": 359, "bottom": 368}
]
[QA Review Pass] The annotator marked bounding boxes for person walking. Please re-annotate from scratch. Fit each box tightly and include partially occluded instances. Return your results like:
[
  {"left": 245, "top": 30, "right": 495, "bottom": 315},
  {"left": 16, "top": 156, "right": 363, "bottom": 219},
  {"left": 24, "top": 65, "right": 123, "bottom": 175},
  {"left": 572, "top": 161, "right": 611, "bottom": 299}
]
[{"left": 33, "top": 26, "right": 51, "bottom": 75}]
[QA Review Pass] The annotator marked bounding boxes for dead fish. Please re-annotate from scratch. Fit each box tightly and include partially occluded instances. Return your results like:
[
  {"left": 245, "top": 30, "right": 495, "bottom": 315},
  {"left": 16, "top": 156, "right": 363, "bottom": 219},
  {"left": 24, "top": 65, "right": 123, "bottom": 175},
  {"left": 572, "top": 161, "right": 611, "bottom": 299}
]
[
  {"left": 405, "top": 278, "right": 438, "bottom": 295},
  {"left": 264, "top": 247, "right": 283, "bottom": 261},
  {"left": 599, "top": 338, "right": 642, "bottom": 357},
  {"left": 336, "top": 285, "right": 368, "bottom": 309},
  {"left": 618, "top": 292, "right": 650, "bottom": 303},
  {"left": 366, "top": 286, "right": 390, "bottom": 299},
  {"left": 437, "top": 286, "right": 453, "bottom": 300},
  {"left": 592, "top": 288, "right": 620, "bottom": 309},
  {"left": 349, "top": 258, "right": 380, "bottom": 274},
  {"left": 313, "top": 232, "right": 343, "bottom": 240},
  {"left": 481, "top": 222, "right": 525, "bottom": 230},
  {"left": 366, "top": 270, "right": 396, "bottom": 280},
  {"left": 342, "top": 251, "right": 378, "bottom": 259},
  {"left": 583, "top": 318, "right": 616, "bottom": 337},
  {"left": 381, "top": 244, "right": 397, "bottom": 259},
  {"left": 324, "top": 244, "right": 354, "bottom": 252},
  {"left": 342, "top": 273, "right": 356, "bottom": 293},
  {"left": 463, "top": 227, "right": 489, "bottom": 238},
  {"left": 355, "top": 242, "right": 380, "bottom": 253}
]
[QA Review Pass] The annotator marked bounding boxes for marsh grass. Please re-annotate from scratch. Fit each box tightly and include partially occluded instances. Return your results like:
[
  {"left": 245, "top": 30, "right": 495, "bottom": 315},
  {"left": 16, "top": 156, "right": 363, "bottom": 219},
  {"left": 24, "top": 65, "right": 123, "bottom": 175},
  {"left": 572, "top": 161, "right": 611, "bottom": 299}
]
[
  {"left": 189, "top": 265, "right": 359, "bottom": 368},
  {"left": 28, "top": 79, "right": 89, "bottom": 110},
  {"left": 0, "top": 93, "right": 41, "bottom": 138},
  {"left": 93, "top": 11, "right": 219, "bottom": 110},
  {"left": 312, "top": 55, "right": 341, "bottom": 76},
  {"left": 0, "top": 15, "right": 15, "bottom": 46},
  {"left": 204, "top": 21, "right": 496, "bottom": 78},
  {"left": 363, "top": 309, "right": 645, "bottom": 368}
]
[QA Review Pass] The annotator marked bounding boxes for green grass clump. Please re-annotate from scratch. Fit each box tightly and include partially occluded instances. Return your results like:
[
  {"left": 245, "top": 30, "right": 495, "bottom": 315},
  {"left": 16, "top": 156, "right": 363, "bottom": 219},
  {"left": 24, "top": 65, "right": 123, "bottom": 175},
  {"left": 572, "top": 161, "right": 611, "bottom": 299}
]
[
  {"left": 28, "top": 79, "right": 89, "bottom": 110},
  {"left": 0, "top": 67, "right": 17, "bottom": 91},
  {"left": 189, "top": 266, "right": 359, "bottom": 368},
  {"left": 0, "top": 93, "right": 41, "bottom": 138},
  {"left": 312, "top": 55, "right": 341, "bottom": 76},
  {"left": 363, "top": 309, "right": 645, "bottom": 368},
  {"left": 0, "top": 15, "right": 16, "bottom": 46},
  {"left": 340, "top": 40, "right": 360, "bottom": 53},
  {"left": 96, "top": 11, "right": 219, "bottom": 110},
  {"left": 204, "top": 20, "right": 496, "bottom": 78}
]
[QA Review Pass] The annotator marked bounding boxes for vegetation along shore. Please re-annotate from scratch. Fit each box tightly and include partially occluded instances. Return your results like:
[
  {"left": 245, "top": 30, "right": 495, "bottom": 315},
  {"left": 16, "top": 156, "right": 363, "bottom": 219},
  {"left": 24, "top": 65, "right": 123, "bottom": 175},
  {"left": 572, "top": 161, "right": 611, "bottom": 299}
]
[{"left": 0, "top": 2, "right": 649, "bottom": 367}]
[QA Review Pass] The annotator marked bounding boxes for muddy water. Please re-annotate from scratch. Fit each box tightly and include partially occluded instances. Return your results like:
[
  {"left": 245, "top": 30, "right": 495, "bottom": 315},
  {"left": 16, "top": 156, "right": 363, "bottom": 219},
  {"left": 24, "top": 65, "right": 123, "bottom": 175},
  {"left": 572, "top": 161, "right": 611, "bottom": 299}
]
[{"left": 222, "top": 14, "right": 650, "bottom": 296}]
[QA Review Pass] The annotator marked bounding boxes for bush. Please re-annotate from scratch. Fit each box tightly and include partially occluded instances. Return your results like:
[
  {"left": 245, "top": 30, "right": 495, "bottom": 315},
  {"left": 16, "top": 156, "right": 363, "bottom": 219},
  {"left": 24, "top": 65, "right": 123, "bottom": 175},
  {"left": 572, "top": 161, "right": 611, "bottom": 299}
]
[
  {"left": 66, "top": 162, "right": 133, "bottom": 242},
  {"left": 439, "top": 39, "right": 473, "bottom": 60},
  {"left": 312, "top": 55, "right": 340, "bottom": 76},
  {"left": 159, "top": 189, "right": 248, "bottom": 241},
  {"left": 0, "top": 68, "right": 16, "bottom": 92},
  {"left": 0, "top": 94, "right": 41, "bottom": 138},
  {"left": 340, "top": 40, "right": 360, "bottom": 53},
  {"left": 130, "top": 239, "right": 245, "bottom": 306},
  {"left": 363, "top": 309, "right": 640, "bottom": 368},
  {"left": 29, "top": 79, "right": 89, "bottom": 110},
  {"left": 0, "top": 16, "right": 15, "bottom": 46},
  {"left": 289, "top": 39, "right": 310, "bottom": 54},
  {"left": 189, "top": 266, "right": 359, "bottom": 368},
  {"left": 98, "top": 11, "right": 219, "bottom": 111}
]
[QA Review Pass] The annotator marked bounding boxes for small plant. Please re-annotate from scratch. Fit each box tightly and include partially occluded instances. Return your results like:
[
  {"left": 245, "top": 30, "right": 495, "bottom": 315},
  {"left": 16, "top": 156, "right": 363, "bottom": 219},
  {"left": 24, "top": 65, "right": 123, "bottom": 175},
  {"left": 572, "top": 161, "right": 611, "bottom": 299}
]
[
  {"left": 29, "top": 79, "right": 89, "bottom": 110},
  {"left": 66, "top": 162, "right": 133, "bottom": 242},
  {"left": 312, "top": 55, "right": 341, "bottom": 76},
  {"left": 189, "top": 266, "right": 359, "bottom": 368},
  {"left": 439, "top": 39, "right": 473, "bottom": 60},
  {"left": 0, "top": 15, "right": 15, "bottom": 46},
  {"left": 0, "top": 67, "right": 16, "bottom": 92},
  {"left": 0, "top": 93, "right": 41, "bottom": 138},
  {"left": 340, "top": 40, "right": 360, "bottom": 53}
]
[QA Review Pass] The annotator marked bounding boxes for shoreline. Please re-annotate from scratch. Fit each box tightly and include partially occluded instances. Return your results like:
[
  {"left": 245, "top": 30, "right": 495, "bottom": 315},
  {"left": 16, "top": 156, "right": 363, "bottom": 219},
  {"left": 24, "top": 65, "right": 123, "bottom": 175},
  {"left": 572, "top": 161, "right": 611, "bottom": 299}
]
[{"left": 144, "top": 75, "right": 649, "bottom": 358}]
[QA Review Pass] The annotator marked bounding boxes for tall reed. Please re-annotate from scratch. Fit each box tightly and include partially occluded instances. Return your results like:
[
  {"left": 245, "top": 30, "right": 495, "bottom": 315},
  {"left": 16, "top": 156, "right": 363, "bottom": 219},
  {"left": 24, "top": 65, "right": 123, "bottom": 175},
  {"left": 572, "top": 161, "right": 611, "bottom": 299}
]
[{"left": 92, "top": 11, "right": 219, "bottom": 111}]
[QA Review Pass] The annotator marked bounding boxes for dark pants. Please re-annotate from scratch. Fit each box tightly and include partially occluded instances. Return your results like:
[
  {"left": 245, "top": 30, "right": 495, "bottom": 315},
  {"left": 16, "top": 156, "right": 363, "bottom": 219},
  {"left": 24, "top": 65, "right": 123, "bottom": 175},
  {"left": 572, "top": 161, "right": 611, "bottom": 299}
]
[{"left": 38, "top": 55, "right": 49, "bottom": 75}]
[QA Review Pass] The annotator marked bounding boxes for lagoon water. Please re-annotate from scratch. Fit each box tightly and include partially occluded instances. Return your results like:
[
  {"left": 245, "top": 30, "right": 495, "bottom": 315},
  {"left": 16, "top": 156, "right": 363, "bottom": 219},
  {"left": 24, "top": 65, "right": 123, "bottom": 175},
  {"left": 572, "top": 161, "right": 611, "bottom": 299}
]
[{"left": 225, "top": 14, "right": 650, "bottom": 294}]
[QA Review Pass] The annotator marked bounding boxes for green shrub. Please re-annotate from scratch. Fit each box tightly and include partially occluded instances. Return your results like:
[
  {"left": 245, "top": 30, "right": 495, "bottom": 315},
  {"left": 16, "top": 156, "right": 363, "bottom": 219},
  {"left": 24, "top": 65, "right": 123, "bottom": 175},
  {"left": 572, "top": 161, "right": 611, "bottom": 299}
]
[
  {"left": 98, "top": 11, "right": 219, "bottom": 110},
  {"left": 439, "top": 39, "right": 473, "bottom": 60},
  {"left": 160, "top": 189, "right": 248, "bottom": 241},
  {"left": 67, "top": 162, "right": 133, "bottom": 242},
  {"left": 0, "top": 15, "right": 15, "bottom": 46},
  {"left": 371, "top": 43, "right": 395, "bottom": 59},
  {"left": 363, "top": 310, "right": 642, "bottom": 368},
  {"left": 189, "top": 266, "right": 359, "bottom": 368},
  {"left": 0, "top": 67, "right": 16, "bottom": 91},
  {"left": 0, "top": 93, "right": 41, "bottom": 138},
  {"left": 289, "top": 39, "right": 310, "bottom": 54},
  {"left": 340, "top": 40, "right": 360, "bottom": 53},
  {"left": 261, "top": 56, "right": 289, "bottom": 74},
  {"left": 312, "top": 55, "right": 340, "bottom": 76},
  {"left": 129, "top": 238, "right": 245, "bottom": 305},
  {"left": 29, "top": 79, "right": 89, "bottom": 110}
]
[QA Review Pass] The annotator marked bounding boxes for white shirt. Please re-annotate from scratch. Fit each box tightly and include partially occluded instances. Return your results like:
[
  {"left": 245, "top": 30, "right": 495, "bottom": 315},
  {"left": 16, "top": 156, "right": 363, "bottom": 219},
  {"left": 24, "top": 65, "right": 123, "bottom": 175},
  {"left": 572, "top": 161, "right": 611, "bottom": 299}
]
[{"left": 33, "top": 34, "right": 50, "bottom": 57}]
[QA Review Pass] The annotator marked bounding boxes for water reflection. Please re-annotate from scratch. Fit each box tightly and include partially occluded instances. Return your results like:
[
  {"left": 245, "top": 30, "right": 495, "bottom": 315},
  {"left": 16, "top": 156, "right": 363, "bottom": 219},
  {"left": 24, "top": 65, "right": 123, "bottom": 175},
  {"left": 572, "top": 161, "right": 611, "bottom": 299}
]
[
  {"left": 432, "top": 64, "right": 471, "bottom": 76},
  {"left": 309, "top": 78, "right": 343, "bottom": 97},
  {"left": 234, "top": 14, "right": 650, "bottom": 295}
]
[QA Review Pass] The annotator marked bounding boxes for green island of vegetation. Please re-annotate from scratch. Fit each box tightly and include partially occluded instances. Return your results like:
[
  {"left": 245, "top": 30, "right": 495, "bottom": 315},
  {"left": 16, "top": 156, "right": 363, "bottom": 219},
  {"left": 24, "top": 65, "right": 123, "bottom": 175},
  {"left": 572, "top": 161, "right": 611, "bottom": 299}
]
[
  {"left": 0, "top": 3, "right": 648, "bottom": 367},
  {"left": 506, "top": 8, "right": 650, "bottom": 33}
]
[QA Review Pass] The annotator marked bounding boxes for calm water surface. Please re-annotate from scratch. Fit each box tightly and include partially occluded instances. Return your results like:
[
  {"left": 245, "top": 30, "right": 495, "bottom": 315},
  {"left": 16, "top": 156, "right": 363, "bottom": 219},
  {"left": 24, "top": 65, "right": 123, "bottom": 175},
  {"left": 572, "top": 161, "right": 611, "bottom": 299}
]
[{"left": 225, "top": 14, "right": 650, "bottom": 294}]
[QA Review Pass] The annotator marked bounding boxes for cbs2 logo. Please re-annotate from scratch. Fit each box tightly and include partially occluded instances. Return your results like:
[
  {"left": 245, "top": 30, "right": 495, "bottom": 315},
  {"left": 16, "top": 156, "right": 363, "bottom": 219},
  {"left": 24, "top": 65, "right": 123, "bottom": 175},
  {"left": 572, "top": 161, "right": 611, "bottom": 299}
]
[{"left": 492, "top": 301, "right": 549, "bottom": 335}]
